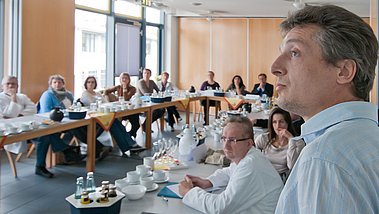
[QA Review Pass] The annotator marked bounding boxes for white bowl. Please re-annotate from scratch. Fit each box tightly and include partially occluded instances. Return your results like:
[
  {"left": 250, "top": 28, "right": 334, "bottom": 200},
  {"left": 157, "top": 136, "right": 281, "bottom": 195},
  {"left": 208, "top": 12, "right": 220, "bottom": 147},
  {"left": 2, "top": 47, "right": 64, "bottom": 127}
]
[
  {"left": 115, "top": 178, "right": 128, "bottom": 190},
  {"left": 121, "top": 185, "right": 146, "bottom": 200}
]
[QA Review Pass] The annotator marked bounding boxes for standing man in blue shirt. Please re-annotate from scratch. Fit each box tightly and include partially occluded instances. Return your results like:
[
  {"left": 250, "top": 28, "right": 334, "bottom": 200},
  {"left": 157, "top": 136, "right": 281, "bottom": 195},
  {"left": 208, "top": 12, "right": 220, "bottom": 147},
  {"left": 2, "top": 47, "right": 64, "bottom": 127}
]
[{"left": 271, "top": 5, "right": 379, "bottom": 214}]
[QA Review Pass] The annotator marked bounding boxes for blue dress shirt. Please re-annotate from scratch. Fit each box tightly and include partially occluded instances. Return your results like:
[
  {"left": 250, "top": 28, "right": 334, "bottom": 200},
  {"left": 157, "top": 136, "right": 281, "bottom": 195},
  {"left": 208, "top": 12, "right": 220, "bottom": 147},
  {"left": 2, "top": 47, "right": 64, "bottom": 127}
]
[{"left": 275, "top": 101, "right": 379, "bottom": 214}]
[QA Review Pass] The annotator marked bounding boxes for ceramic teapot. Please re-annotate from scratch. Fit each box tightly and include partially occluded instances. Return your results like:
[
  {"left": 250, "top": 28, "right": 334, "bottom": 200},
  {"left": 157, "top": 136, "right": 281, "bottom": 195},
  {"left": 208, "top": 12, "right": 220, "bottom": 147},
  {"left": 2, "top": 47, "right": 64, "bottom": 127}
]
[
  {"left": 179, "top": 128, "right": 199, "bottom": 162},
  {"left": 50, "top": 107, "right": 64, "bottom": 122},
  {"left": 188, "top": 86, "right": 196, "bottom": 93}
]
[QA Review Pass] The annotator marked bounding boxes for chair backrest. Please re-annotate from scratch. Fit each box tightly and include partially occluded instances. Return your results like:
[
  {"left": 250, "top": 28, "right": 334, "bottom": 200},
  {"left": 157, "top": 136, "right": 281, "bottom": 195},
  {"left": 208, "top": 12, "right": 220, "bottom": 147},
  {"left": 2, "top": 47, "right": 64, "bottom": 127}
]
[{"left": 36, "top": 102, "right": 41, "bottom": 113}]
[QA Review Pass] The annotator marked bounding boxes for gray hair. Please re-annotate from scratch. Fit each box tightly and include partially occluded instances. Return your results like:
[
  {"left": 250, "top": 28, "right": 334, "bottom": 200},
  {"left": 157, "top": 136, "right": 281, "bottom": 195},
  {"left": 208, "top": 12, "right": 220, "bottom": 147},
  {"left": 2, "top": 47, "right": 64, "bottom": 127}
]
[
  {"left": 48, "top": 74, "right": 65, "bottom": 86},
  {"left": 224, "top": 116, "right": 254, "bottom": 140},
  {"left": 280, "top": 5, "right": 378, "bottom": 101},
  {"left": 2, "top": 76, "right": 18, "bottom": 85}
]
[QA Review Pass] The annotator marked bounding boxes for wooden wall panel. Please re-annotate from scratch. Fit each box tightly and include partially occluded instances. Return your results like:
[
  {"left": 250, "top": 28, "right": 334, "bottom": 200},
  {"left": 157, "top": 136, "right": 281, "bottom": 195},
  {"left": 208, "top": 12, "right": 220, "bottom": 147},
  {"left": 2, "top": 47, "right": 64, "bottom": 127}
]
[
  {"left": 249, "top": 18, "right": 283, "bottom": 94},
  {"left": 212, "top": 19, "right": 247, "bottom": 90},
  {"left": 21, "top": 0, "right": 75, "bottom": 102},
  {"left": 369, "top": 3, "right": 378, "bottom": 104},
  {"left": 178, "top": 18, "right": 210, "bottom": 91}
]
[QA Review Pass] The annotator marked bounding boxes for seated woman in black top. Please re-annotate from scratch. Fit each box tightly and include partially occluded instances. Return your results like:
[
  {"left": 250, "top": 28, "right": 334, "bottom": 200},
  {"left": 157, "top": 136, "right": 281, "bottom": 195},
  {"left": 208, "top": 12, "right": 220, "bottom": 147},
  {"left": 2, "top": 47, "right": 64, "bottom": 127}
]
[{"left": 200, "top": 71, "right": 220, "bottom": 124}]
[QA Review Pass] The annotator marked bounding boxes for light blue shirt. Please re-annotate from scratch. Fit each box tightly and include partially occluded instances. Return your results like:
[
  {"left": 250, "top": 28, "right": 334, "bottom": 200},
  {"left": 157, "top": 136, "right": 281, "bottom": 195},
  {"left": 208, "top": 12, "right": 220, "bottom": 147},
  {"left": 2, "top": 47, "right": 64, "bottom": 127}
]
[{"left": 275, "top": 101, "right": 379, "bottom": 214}]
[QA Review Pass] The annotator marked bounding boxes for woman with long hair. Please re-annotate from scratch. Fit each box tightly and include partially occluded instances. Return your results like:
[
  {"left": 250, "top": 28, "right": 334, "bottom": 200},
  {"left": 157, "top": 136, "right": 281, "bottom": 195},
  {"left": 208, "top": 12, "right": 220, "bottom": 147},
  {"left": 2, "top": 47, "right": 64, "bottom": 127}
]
[
  {"left": 226, "top": 75, "right": 247, "bottom": 95},
  {"left": 255, "top": 107, "right": 305, "bottom": 180}
]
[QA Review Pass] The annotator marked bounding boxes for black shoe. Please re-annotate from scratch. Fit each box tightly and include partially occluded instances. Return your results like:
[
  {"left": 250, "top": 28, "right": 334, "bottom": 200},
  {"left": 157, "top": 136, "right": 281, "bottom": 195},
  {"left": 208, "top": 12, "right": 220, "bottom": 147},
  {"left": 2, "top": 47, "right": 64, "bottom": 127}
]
[
  {"left": 35, "top": 166, "right": 54, "bottom": 178},
  {"left": 170, "top": 125, "right": 175, "bottom": 132},
  {"left": 96, "top": 147, "right": 111, "bottom": 161},
  {"left": 130, "top": 145, "right": 146, "bottom": 153}
]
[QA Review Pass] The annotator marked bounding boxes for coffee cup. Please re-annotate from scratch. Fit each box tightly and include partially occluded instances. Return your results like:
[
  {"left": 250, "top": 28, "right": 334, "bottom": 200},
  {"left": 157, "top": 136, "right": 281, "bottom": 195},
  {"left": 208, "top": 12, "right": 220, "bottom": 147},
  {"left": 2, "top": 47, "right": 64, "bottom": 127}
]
[
  {"left": 153, "top": 170, "right": 166, "bottom": 181},
  {"left": 136, "top": 165, "right": 150, "bottom": 177},
  {"left": 143, "top": 157, "right": 154, "bottom": 170},
  {"left": 140, "top": 177, "right": 154, "bottom": 189},
  {"left": 126, "top": 171, "right": 140, "bottom": 184}
]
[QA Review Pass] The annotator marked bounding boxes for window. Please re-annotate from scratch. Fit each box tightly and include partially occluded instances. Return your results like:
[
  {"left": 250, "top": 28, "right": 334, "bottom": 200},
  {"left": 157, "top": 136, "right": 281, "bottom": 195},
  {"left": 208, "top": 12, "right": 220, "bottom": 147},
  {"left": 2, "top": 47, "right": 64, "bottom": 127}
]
[
  {"left": 145, "top": 25, "right": 160, "bottom": 77},
  {"left": 74, "top": 9, "right": 107, "bottom": 97},
  {"left": 146, "top": 7, "right": 162, "bottom": 24},
  {"left": 114, "top": 0, "right": 142, "bottom": 19},
  {"left": 75, "top": 0, "right": 110, "bottom": 14},
  {"left": 82, "top": 32, "right": 96, "bottom": 52}
]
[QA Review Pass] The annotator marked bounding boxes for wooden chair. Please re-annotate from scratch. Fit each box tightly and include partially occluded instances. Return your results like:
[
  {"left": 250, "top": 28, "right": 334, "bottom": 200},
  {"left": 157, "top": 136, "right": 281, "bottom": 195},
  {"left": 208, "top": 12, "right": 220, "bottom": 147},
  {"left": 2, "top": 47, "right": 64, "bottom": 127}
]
[{"left": 197, "top": 101, "right": 221, "bottom": 122}]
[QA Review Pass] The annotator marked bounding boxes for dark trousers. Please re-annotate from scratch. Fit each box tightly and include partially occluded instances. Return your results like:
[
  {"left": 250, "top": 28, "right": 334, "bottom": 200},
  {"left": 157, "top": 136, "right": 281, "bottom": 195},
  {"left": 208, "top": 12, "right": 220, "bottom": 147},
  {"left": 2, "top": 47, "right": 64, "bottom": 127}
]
[
  {"left": 142, "top": 108, "right": 165, "bottom": 130},
  {"left": 35, "top": 134, "right": 69, "bottom": 167},
  {"left": 201, "top": 100, "right": 219, "bottom": 121},
  {"left": 122, "top": 114, "right": 140, "bottom": 138},
  {"left": 166, "top": 106, "right": 180, "bottom": 127}
]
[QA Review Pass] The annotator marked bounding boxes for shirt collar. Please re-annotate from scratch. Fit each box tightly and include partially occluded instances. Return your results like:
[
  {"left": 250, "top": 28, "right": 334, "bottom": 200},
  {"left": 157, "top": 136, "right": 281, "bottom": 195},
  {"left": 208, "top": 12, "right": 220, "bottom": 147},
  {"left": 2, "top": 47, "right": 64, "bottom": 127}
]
[{"left": 295, "top": 101, "right": 377, "bottom": 144}]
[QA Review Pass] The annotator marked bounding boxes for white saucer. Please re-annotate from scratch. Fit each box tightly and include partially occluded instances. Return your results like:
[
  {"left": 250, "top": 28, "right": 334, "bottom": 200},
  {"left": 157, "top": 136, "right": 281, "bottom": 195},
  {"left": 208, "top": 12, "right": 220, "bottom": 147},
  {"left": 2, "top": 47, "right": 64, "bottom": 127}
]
[
  {"left": 154, "top": 177, "right": 169, "bottom": 184},
  {"left": 139, "top": 171, "right": 153, "bottom": 177},
  {"left": 126, "top": 179, "right": 140, "bottom": 185},
  {"left": 145, "top": 183, "right": 159, "bottom": 192}
]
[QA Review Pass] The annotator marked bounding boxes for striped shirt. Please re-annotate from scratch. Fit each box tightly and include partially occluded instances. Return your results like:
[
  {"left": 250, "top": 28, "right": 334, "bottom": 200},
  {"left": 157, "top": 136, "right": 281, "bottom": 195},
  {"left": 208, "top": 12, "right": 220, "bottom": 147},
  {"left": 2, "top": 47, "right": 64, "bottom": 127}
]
[{"left": 275, "top": 101, "right": 379, "bottom": 214}]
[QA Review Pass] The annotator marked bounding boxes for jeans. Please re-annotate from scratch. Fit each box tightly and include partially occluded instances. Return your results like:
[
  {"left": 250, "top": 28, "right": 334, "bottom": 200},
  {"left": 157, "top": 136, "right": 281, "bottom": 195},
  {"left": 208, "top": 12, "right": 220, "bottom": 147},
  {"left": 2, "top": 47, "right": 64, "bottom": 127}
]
[{"left": 35, "top": 134, "right": 68, "bottom": 167}]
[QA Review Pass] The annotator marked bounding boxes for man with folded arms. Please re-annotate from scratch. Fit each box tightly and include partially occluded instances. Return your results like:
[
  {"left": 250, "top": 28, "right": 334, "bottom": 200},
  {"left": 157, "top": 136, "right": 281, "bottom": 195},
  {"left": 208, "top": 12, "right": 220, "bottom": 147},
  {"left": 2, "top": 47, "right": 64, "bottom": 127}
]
[
  {"left": 179, "top": 116, "right": 283, "bottom": 214},
  {"left": 0, "top": 76, "right": 77, "bottom": 178}
]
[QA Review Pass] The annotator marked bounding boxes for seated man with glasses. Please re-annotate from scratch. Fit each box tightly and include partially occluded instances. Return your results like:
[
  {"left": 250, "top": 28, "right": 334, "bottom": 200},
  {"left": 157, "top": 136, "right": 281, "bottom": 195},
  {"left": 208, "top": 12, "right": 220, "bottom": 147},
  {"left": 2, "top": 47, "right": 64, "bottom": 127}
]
[{"left": 179, "top": 116, "right": 283, "bottom": 214}]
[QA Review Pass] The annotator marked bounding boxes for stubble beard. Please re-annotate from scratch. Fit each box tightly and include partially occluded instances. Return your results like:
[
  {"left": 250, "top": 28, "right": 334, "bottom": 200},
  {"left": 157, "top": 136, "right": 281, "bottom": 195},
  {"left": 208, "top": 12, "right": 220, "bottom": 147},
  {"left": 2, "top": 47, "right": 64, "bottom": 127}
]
[{"left": 276, "top": 96, "right": 306, "bottom": 117}]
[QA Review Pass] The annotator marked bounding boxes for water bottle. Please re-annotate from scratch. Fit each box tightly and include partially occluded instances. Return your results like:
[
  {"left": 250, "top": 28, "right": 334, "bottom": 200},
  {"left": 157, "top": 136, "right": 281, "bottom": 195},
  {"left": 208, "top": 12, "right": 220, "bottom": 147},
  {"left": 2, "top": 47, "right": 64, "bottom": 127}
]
[
  {"left": 86, "top": 172, "right": 96, "bottom": 193},
  {"left": 74, "top": 177, "right": 84, "bottom": 199}
]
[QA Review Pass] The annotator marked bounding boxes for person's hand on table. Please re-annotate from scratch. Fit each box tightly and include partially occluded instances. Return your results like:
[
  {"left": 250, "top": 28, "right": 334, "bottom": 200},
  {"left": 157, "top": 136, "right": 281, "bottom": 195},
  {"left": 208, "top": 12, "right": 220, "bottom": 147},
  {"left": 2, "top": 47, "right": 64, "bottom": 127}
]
[
  {"left": 179, "top": 176, "right": 194, "bottom": 196},
  {"left": 185, "top": 175, "right": 213, "bottom": 189}
]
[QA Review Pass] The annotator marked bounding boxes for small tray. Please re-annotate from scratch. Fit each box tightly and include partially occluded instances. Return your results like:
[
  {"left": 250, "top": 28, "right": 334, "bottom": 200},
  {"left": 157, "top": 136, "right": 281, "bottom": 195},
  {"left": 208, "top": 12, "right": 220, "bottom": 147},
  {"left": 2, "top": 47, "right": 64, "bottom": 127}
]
[{"left": 65, "top": 189, "right": 125, "bottom": 214}]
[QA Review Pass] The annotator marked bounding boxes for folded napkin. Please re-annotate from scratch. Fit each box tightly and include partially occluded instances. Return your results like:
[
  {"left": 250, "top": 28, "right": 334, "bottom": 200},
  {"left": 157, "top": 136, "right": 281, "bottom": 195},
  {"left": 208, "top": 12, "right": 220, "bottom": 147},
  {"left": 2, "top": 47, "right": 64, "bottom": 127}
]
[{"left": 157, "top": 182, "right": 181, "bottom": 199}]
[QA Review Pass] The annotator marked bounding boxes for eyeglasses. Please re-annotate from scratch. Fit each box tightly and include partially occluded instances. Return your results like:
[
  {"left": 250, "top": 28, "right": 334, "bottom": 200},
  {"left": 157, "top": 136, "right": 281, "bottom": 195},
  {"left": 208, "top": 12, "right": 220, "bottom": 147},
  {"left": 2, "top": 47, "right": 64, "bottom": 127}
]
[{"left": 221, "top": 136, "right": 251, "bottom": 145}]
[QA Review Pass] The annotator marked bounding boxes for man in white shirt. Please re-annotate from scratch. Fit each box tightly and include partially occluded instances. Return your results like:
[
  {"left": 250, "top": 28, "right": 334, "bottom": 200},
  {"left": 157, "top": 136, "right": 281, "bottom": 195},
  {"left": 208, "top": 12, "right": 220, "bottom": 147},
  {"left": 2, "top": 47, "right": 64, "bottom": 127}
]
[
  {"left": 0, "top": 76, "right": 77, "bottom": 178},
  {"left": 272, "top": 5, "right": 379, "bottom": 214},
  {"left": 179, "top": 116, "right": 283, "bottom": 214},
  {"left": 0, "top": 76, "right": 36, "bottom": 118}
]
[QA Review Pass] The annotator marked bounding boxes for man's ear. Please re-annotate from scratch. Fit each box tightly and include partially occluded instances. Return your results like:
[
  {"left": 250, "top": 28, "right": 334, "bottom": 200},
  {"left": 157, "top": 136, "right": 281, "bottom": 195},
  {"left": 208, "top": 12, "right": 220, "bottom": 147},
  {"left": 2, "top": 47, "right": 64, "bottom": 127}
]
[{"left": 336, "top": 59, "right": 356, "bottom": 85}]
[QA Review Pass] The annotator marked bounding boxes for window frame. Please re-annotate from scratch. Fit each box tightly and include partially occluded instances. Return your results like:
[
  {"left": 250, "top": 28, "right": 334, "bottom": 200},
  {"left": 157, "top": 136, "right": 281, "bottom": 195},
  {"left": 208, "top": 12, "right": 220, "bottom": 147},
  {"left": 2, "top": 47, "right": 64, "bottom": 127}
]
[
  {"left": 0, "top": 0, "right": 4, "bottom": 81},
  {"left": 74, "top": 0, "right": 164, "bottom": 90}
]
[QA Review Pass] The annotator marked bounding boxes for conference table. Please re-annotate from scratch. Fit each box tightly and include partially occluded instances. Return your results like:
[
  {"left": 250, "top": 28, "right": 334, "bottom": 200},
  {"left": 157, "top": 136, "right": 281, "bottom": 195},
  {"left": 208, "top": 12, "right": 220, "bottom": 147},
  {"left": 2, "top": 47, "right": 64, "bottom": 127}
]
[
  {"left": 0, "top": 113, "right": 96, "bottom": 176},
  {"left": 0, "top": 94, "right": 266, "bottom": 177},
  {"left": 120, "top": 162, "right": 221, "bottom": 214}
]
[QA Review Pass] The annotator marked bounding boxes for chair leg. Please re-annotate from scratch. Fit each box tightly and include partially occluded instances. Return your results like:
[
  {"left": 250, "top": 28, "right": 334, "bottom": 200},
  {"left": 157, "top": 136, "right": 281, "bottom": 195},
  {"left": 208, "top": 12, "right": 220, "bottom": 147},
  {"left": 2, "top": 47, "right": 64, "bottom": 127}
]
[
  {"left": 26, "top": 143, "right": 35, "bottom": 158},
  {"left": 15, "top": 153, "right": 23, "bottom": 162},
  {"left": 193, "top": 102, "right": 197, "bottom": 122},
  {"left": 6, "top": 151, "right": 17, "bottom": 177}
]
